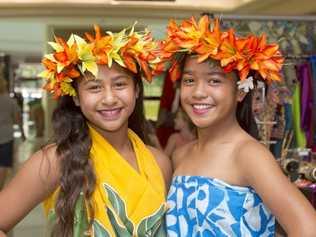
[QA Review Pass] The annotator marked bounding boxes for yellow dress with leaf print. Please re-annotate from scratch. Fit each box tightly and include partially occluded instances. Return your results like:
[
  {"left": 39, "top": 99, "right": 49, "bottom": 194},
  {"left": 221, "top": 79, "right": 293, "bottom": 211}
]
[{"left": 43, "top": 126, "right": 167, "bottom": 237}]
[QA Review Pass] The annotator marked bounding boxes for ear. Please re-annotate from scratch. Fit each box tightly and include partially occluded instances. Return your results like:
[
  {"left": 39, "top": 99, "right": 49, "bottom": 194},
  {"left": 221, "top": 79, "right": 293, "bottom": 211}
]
[
  {"left": 73, "top": 95, "right": 80, "bottom": 106},
  {"left": 237, "top": 90, "right": 247, "bottom": 102}
]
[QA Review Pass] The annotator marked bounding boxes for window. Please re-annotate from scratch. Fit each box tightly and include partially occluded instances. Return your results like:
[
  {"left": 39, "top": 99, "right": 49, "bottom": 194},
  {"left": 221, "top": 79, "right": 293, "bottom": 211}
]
[{"left": 143, "top": 76, "right": 163, "bottom": 121}]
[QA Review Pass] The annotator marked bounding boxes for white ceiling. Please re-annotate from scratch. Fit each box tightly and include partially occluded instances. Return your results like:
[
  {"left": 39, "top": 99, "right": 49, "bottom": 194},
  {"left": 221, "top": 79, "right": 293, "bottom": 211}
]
[
  {"left": 0, "top": 0, "right": 315, "bottom": 62},
  {"left": 0, "top": 0, "right": 315, "bottom": 15}
]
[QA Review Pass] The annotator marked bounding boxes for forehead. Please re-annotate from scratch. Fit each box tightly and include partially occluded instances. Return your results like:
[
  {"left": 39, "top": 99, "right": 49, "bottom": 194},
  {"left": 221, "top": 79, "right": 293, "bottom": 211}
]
[
  {"left": 82, "top": 63, "right": 134, "bottom": 82},
  {"left": 183, "top": 56, "right": 223, "bottom": 73}
]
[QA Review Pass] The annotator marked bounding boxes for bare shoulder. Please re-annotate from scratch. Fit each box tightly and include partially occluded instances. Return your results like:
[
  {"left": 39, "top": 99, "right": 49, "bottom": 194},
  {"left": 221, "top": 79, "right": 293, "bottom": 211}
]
[
  {"left": 235, "top": 139, "right": 283, "bottom": 186},
  {"left": 236, "top": 138, "right": 277, "bottom": 177},
  {"left": 30, "top": 144, "right": 59, "bottom": 169},
  {"left": 24, "top": 143, "right": 60, "bottom": 187},
  {"left": 237, "top": 138, "right": 276, "bottom": 165},
  {"left": 172, "top": 141, "right": 194, "bottom": 169},
  {"left": 147, "top": 145, "right": 172, "bottom": 187}
]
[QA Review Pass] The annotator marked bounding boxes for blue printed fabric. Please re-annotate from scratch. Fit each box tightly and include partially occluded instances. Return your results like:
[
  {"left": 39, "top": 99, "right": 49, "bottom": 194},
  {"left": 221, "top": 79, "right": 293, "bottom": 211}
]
[{"left": 166, "top": 176, "right": 275, "bottom": 237}]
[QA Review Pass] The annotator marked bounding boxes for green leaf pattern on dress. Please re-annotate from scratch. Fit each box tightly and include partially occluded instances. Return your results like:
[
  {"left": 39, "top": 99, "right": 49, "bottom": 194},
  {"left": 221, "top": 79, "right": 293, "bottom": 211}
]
[
  {"left": 47, "top": 185, "right": 167, "bottom": 237},
  {"left": 103, "top": 183, "right": 167, "bottom": 237}
]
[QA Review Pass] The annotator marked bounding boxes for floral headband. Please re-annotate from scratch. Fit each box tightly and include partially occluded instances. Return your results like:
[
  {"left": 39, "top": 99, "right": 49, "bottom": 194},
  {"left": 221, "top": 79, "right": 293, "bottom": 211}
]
[
  {"left": 158, "top": 16, "right": 284, "bottom": 92},
  {"left": 39, "top": 24, "right": 161, "bottom": 98}
]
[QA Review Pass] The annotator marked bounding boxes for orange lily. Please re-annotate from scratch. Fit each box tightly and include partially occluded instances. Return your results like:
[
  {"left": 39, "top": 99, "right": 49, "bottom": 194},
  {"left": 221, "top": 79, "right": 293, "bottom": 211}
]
[
  {"left": 42, "top": 58, "right": 56, "bottom": 72},
  {"left": 195, "top": 18, "right": 222, "bottom": 62},
  {"left": 169, "top": 59, "right": 182, "bottom": 82},
  {"left": 85, "top": 25, "right": 113, "bottom": 65},
  {"left": 53, "top": 36, "right": 78, "bottom": 67},
  {"left": 250, "top": 34, "right": 284, "bottom": 81}
]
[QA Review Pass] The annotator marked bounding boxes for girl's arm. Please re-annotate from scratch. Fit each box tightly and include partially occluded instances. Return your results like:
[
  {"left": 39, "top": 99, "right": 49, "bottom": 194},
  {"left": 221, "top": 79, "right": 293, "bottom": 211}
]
[
  {"left": 238, "top": 141, "right": 316, "bottom": 237},
  {"left": 0, "top": 230, "right": 6, "bottom": 237},
  {"left": 0, "top": 145, "right": 60, "bottom": 232}
]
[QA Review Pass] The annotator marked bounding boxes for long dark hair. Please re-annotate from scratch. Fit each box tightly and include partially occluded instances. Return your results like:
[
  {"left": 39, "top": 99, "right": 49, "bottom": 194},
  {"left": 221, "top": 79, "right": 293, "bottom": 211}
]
[
  {"left": 236, "top": 90, "right": 259, "bottom": 139},
  {"left": 128, "top": 73, "right": 149, "bottom": 143},
  {"left": 51, "top": 71, "right": 147, "bottom": 237}
]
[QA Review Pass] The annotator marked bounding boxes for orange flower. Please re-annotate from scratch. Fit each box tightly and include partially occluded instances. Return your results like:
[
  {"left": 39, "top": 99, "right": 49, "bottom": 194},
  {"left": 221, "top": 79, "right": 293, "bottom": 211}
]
[
  {"left": 42, "top": 58, "right": 56, "bottom": 72},
  {"left": 250, "top": 34, "right": 284, "bottom": 81},
  {"left": 173, "top": 16, "right": 209, "bottom": 50},
  {"left": 169, "top": 61, "right": 182, "bottom": 82},
  {"left": 53, "top": 36, "right": 78, "bottom": 68},
  {"left": 120, "top": 36, "right": 139, "bottom": 73},
  {"left": 158, "top": 15, "right": 284, "bottom": 87},
  {"left": 195, "top": 18, "right": 222, "bottom": 62},
  {"left": 85, "top": 25, "right": 113, "bottom": 65},
  {"left": 217, "top": 29, "right": 240, "bottom": 72}
]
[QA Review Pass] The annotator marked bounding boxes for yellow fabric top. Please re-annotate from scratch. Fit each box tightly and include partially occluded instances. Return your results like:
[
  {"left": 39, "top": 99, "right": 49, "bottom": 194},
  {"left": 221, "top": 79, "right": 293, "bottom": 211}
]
[{"left": 43, "top": 126, "right": 166, "bottom": 236}]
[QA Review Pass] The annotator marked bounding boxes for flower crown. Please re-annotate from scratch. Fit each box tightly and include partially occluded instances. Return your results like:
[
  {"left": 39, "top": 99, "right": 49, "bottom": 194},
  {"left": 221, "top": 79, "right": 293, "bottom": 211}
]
[
  {"left": 158, "top": 16, "right": 284, "bottom": 92},
  {"left": 39, "top": 24, "right": 161, "bottom": 98}
]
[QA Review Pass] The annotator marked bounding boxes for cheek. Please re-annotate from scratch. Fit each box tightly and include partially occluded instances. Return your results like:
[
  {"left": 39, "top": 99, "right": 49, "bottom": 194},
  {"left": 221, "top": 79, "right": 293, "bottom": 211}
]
[
  {"left": 180, "top": 86, "right": 192, "bottom": 101},
  {"left": 78, "top": 98, "right": 94, "bottom": 115},
  {"left": 120, "top": 89, "right": 137, "bottom": 107},
  {"left": 218, "top": 85, "right": 237, "bottom": 100}
]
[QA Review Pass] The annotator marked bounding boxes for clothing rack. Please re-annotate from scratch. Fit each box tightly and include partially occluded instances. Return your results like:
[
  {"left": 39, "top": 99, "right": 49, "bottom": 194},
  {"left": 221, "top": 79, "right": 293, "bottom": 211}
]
[{"left": 285, "top": 54, "right": 314, "bottom": 59}]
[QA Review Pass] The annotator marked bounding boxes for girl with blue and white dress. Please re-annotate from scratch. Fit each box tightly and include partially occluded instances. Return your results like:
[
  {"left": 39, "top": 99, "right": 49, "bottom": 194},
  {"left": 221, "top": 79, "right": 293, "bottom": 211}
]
[{"left": 160, "top": 16, "right": 316, "bottom": 237}]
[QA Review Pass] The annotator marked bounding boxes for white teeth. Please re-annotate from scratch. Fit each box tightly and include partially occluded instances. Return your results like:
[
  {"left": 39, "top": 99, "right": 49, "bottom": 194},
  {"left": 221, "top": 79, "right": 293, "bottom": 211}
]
[
  {"left": 192, "top": 104, "right": 212, "bottom": 109},
  {"left": 99, "top": 108, "right": 121, "bottom": 116}
]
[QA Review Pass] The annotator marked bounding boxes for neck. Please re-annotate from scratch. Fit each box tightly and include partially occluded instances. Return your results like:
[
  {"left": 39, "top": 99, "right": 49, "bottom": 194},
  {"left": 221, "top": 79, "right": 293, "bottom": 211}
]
[
  {"left": 197, "top": 115, "right": 240, "bottom": 149},
  {"left": 180, "top": 126, "right": 194, "bottom": 140},
  {"left": 90, "top": 122, "right": 131, "bottom": 152}
]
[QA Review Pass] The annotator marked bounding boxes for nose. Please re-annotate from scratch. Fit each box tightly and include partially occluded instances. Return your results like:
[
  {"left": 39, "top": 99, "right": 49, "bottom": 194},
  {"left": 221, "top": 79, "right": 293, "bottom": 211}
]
[
  {"left": 192, "top": 81, "right": 208, "bottom": 99},
  {"left": 101, "top": 87, "right": 117, "bottom": 106}
]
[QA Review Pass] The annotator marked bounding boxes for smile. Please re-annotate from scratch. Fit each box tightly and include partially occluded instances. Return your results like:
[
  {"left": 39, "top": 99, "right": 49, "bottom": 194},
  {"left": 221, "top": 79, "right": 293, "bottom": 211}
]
[
  {"left": 98, "top": 108, "right": 122, "bottom": 120},
  {"left": 192, "top": 104, "right": 214, "bottom": 115}
]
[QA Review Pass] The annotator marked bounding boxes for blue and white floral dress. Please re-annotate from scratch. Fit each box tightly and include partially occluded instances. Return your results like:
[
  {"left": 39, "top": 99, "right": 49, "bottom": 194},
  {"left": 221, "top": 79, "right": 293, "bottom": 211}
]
[{"left": 166, "top": 176, "right": 275, "bottom": 237}]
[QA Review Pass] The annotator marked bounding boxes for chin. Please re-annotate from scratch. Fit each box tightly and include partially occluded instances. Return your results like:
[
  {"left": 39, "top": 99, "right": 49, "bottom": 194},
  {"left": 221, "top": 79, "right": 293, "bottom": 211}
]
[
  {"left": 192, "top": 117, "right": 218, "bottom": 129},
  {"left": 94, "top": 119, "right": 127, "bottom": 132}
]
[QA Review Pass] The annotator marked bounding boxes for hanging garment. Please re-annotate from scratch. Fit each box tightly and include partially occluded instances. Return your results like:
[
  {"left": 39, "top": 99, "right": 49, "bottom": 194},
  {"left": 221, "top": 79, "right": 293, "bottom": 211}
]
[
  {"left": 292, "top": 82, "right": 307, "bottom": 148},
  {"left": 309, "top": 56, "right": 316, "bottom": 148},
  {"left": 156, "top": 73, "right": 176, "bottom": 148},
  {"left": 44, "top": 126, "right": 167, "bottom": 236},
  {"left": 296, "top": 63, "right": 314, "bottom": 147}
]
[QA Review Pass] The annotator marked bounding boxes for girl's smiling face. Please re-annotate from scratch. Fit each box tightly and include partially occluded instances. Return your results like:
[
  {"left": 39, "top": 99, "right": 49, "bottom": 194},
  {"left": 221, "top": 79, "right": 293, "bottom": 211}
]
[
  {"left": 74, "top": 63, "right": 139, "bottom": 135},
  {"left": 180, "top": 55, "right": 240, "bottom": 129}
]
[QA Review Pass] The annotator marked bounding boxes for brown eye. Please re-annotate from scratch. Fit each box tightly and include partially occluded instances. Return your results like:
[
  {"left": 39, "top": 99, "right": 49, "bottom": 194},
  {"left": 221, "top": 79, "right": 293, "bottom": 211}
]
[
  {"left": 114, "top": 81, "right": 127, "bottom": 89},
  {"left": 88, "top": 84, "right": 102, "bottom": 91},
  {"left": 208, "top": 78, "right": 221, "bottom": 85},
  {"left": 182, "top": 78, "right": 194, "bottom": 85}
]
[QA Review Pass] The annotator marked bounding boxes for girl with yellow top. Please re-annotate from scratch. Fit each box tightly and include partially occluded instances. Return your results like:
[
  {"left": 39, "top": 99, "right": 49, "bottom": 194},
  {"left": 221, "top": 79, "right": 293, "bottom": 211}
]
[{"left": 0, "top": 24, "right": 171, "bottom": 237}]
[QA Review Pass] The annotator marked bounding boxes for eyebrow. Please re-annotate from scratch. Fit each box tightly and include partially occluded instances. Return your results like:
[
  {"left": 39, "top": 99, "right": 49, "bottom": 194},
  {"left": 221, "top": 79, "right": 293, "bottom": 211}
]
[
  {"left": 111, "top": 75, "right": 131, "bottom": 81},
  {"left": 182, "top": 70, "right": 225, "bottom": 76},
  {"left": 82, "top": 79, "right": 101, "bottom": 86},
  {"left": 82, "top": 75, "right": 131, "bottom": 85},
  {"left": 182, "top": 70, "right": 193, "bottom": 75},
  {"left": 206, "top": 71, "right": 225, "bottom": 76}
]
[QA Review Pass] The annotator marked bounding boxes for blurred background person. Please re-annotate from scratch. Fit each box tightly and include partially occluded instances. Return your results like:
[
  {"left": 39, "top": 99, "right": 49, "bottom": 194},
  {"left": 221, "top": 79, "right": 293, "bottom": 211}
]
[
  {"left": 145, "top": 119, "right": 163, "bottom": 150},
  {"left": 0, "top": 77, "right": 24, "bottom": 189},
  {"left": 164, "top": 108, "right": 196, "bottom": 157}
]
